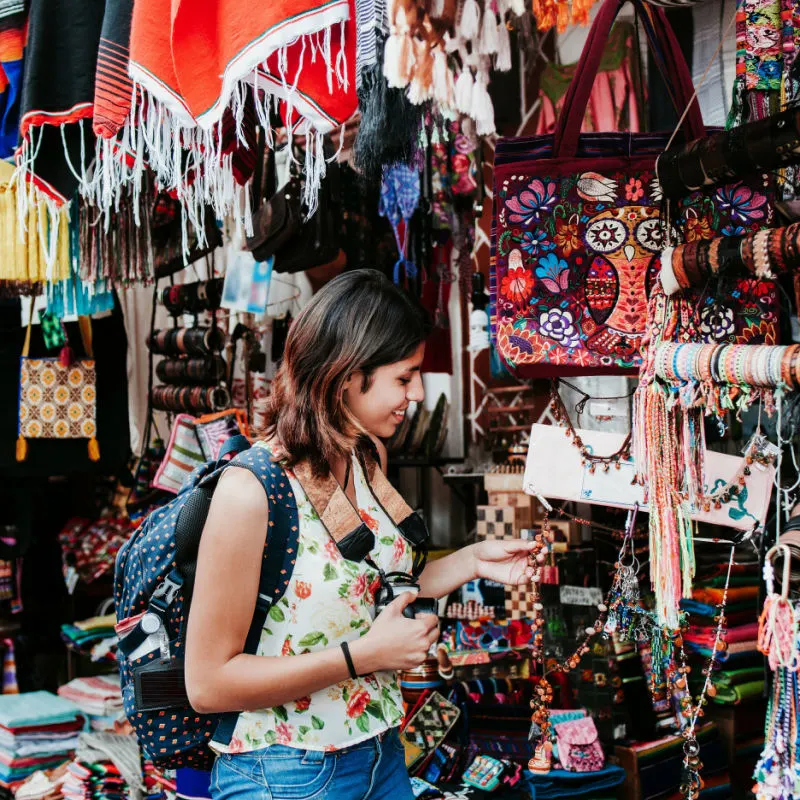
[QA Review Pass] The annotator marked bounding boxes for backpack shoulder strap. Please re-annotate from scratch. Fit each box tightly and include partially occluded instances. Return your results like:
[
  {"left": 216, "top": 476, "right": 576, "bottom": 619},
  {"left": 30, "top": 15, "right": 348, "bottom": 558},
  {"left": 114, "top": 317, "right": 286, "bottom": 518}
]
[{"left": 213, "top": 444, "right": 298, "bottom": 745}]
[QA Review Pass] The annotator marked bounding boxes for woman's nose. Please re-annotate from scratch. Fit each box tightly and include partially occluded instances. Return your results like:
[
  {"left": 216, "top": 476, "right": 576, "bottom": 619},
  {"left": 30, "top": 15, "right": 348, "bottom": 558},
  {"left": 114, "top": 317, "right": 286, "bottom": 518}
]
[{"left": 406, "top": 375, "right": 425, "bottom": 403}]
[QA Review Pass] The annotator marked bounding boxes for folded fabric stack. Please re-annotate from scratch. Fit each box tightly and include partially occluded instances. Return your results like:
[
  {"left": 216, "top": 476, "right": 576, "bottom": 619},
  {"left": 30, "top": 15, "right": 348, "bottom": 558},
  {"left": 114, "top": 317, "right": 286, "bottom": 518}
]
[
  {"left": 56, "top": 678, "right": 123, "bottom": 732},
  {"left": 0, "top": 693, "right": 82, "bottom": 789},
  {"left": 60, "top": 615, "right": 118, "bottom": 664},
  {"left": 681, "top": 555, "right": 761, "bottom": 671},
  {"left": 61, "top": 760, "right": 127, "bottom": 800}
]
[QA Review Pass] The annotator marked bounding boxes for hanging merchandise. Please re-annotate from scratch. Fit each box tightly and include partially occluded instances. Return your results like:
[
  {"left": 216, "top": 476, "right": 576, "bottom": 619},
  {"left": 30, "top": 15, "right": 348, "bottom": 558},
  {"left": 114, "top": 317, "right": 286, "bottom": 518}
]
[
  {"left": 656, "top": 106, "right": 800, "bottom": 202},
  {"left": 523, "top": 422, "right": 775, "bottom": 535},
  {"left": 86, "top": 0, "right": 359, "bottom": 238},
  {"left": 728, "top": 0, "right": 800, "bottom": 126},
  {"left": 0, "top": 161, "right": 71, "bottom": 290},
  {"left": 534, "top": 22, "right": 643, "bottom": 136},
  {"left": 657, "top": 223, "right": 800, "bottom": 294},
  {"left": 382, "top": 0, "right": 516, "bottom": 136},
  {"left": 753, "top": 544, "right": 800, "bottom": 798},
  {"left": 16, "top": 316, "right": 99, "bottom": 463},
  {"left": 492, "top": 0, "right": 781, "bottom": 380},
  {"left": 380, "top": 161, "right": 421, "bottom": 285},
  {"left": 0, "top": 4, "right": 25, "bottom": 160},
  {"left": 14, "top": 0, "right": 103, "bottom": 246},
  {"left": 147, "top": 328, "right": 227, "bottom": 358}
]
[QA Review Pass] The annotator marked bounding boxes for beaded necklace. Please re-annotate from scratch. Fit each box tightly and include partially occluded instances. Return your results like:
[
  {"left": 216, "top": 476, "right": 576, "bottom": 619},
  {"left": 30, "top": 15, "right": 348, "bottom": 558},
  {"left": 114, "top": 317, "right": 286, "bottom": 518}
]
[
  {"left": 672, "top": 545, "right": 735, "bottom": 800},
  {"left": 549, "top": 381, "right": 632, "bottom": 472},
  {"left": 754, "top": 546, "right": 800, "bottom": 800}
]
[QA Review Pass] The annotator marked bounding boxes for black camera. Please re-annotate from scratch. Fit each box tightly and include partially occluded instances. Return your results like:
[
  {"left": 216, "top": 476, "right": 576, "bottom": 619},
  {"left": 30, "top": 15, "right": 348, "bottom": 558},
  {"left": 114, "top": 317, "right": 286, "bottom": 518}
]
[{"left": 375, "top": 583, "right": 438, "bottom": 619}]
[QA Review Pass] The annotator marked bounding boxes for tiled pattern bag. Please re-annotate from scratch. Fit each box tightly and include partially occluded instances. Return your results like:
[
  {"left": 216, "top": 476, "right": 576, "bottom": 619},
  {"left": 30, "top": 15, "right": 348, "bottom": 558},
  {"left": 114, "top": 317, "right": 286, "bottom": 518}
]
[{"left": 17, "top": 316, "right": 99, "bottom": 462}]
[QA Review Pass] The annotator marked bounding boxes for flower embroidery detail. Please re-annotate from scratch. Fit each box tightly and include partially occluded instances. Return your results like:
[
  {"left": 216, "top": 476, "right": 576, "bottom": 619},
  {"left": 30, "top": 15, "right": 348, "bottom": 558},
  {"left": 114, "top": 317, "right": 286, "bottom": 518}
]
[
  {"left": 700, "top": 304, "right": 735, "bottom": 341},
  {"left": 346, "top": 688, "right": 371, "bottom": 719},
  {"left": 684, "top": 211, "right": 713, "bottom": 242},
  {"left": 228, "top": 737, "right": 245, "bottom": 754},
  {"left": 538, "top": 308, "right": 580, "bottom": 348},
  {"left": 721, "top": 225, "right": 746, "bottom": 237},
  {"left": 295, "top": 580, "right": 312, "bottom": 600},
  {"left": 520, "top": 229, "right": 551, "bottom": 257},
  {"left": 624, "top": 178, "right": 644, "bottom": 202},
  {"left": 553, "top": 216, "right": 581, "bottom": 257},
  {"left": 501, "top": 260, "right": 535, "bottom": 305},
  {"left": 535, "top": 253, "right": 570, "bottom": 294},
  {"left": 714, "top": 183, "right": 767, "bottom": 223},
  {"left": 505, "top": 179, "right": 557, "bottom": 225},
  {"left": 294, "top": 696, "right": 312, "bottom": 713},
  {"left": 359, "top": 510, "right": 379, "bottom": 533},
  {"left": 281, "top": 636, "right": 295, "bottom": 657}
]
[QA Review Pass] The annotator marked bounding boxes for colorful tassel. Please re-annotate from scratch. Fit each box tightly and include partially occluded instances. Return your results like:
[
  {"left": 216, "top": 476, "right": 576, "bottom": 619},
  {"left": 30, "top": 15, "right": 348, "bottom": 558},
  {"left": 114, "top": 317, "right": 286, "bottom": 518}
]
[
  {"left": 15, "top": 436, "right": 26, "bottom": 462},
  {"left": 472, "top": 71, "right": 496, "bottom": 136},
  {"left": 495, "top": 13, "right": 512, "bottom": 71},
  {"left": 2, "top": 640, "right": 17, "bottom": 695},
  {"left": 478, "top": 2, "right": 499, "bottom": 55},
  {"left": 88, "top": 437, "right": 100, "bottom": 462},
  {"left": 432, "top": 46, "right": 452, "bottom": 105},
  {"left": 58, "top": 346, "right": 74, "bottom": 368},
  {"left": 455, "top": 69, "right": 474, "bottom": 113},
  {"left": 460, "top": 0, "right": 481, "bottom": 40}
]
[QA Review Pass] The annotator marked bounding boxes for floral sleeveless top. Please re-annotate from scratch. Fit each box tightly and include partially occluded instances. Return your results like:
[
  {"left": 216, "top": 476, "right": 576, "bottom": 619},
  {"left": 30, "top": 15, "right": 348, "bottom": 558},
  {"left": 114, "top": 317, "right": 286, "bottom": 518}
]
[{"left": 211, "top": 442, "right": 413, "bottom": 754}]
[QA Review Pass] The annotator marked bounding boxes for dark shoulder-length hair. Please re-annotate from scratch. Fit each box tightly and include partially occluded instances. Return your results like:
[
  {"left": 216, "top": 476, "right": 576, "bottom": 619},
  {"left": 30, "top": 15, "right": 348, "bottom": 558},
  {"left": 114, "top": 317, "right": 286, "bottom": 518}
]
[{"left": 261, "top": 269, "right": 428, "bottom": 475}]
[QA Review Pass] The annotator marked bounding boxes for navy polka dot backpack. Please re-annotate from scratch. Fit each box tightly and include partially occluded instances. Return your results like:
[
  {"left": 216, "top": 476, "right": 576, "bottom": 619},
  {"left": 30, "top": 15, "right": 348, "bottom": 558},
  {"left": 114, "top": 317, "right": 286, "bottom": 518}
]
[{"left": 113, "top": 437, "right": 299, "bottom": 769}]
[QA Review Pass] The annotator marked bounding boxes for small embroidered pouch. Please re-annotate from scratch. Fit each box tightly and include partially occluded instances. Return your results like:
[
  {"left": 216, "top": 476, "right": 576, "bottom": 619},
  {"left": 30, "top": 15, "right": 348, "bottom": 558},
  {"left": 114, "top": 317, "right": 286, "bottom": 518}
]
[{"left": 554, "top": 716, "right": 605, "bottom": 772}]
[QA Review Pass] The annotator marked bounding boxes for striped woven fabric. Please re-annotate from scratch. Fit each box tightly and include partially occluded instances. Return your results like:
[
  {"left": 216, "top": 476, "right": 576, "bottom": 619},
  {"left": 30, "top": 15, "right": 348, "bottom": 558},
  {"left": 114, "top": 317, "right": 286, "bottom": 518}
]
[
  {"left": 93, "top": 0, "right": 134, "bottom": 138},
  {"left": 152, "top": 414, "right": 204, "bottom": 494}
]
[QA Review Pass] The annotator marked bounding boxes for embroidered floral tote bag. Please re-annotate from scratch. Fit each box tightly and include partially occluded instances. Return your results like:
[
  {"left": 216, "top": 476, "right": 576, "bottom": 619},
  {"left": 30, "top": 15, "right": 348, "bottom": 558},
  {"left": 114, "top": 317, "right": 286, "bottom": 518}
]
[{"left": 490, "top": 0, "right": 777, "bottom": 376}]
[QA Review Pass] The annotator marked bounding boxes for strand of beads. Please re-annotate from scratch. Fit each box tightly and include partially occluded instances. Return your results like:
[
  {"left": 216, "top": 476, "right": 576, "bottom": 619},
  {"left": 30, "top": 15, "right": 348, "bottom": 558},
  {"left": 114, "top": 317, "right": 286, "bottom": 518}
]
[
  {"left": 548, "top": 386, "right": 631, "bottom": 472},
  {"left": 672, "top": 546, "right": 735, "bottom": 800}
]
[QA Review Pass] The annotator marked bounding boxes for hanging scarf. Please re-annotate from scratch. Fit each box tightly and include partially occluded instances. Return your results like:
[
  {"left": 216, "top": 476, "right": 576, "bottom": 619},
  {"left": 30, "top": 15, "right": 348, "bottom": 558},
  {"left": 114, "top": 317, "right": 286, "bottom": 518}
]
[
  {"left": 0, "top": 2, "right": 26, "bottom": 160},
  {"left": 119, "top": 0, "right": 356, "bottom": 234},
  {"left": 379, "top": 161, "right": 420, "bottom": 285}
]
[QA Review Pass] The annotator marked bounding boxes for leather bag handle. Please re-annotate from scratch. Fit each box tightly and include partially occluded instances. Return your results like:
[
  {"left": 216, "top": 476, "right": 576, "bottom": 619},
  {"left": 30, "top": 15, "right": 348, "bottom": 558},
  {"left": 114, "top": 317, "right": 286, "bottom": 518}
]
[{"left": 553, "top": 0, "right": 705, "bottom": 159}]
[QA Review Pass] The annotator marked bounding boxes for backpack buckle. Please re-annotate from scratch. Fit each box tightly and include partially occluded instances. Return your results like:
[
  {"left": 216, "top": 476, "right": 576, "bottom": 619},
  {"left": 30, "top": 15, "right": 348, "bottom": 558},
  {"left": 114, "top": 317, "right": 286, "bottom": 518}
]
[{"left": 151, "top": 572, "right": 183, "bottom": 610}]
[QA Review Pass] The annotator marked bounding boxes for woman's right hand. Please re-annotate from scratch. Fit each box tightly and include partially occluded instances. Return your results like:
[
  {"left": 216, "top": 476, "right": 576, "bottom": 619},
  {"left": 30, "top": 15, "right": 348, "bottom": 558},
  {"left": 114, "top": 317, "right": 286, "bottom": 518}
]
[{"left": 350, "top": 593, "right": 440, "bottom": 673}]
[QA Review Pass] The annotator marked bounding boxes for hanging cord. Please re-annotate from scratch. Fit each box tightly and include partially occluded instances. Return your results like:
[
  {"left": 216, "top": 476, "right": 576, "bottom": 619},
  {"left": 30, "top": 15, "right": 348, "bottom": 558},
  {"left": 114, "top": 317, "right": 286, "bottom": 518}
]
[
  {"left": 555, "top": 378, "right": 636, "bottom": 415},
  {"left": 661, "top": 6, "right": 738, "bottom": 156}
]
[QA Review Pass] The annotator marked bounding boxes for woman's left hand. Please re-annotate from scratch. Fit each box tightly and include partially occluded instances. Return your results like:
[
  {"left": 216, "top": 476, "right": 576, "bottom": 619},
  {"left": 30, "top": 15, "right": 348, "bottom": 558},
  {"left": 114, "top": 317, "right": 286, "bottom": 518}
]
[{"left": 471, "top": 540, "right": 537, "bottom": 585}]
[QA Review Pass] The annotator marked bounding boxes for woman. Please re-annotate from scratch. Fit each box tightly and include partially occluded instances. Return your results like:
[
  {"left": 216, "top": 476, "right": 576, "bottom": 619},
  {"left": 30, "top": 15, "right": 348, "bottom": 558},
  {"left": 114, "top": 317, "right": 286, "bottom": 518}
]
[{"left": 185, "top": 269, "right": 538, "bottom": 800}]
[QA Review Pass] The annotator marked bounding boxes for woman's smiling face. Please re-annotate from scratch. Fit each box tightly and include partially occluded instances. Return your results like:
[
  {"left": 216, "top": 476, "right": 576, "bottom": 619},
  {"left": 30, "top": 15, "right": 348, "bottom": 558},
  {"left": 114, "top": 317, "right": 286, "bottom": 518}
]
[{"left": 342, "top": 343, "right": 426, "bottom": 439}]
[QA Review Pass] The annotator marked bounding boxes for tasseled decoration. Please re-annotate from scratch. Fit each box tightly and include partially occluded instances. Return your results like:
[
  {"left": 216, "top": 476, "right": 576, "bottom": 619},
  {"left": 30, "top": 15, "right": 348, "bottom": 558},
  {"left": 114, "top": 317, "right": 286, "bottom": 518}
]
[
  {"left": 495, "top": 13, "right": 512, "bottom": 72},
  {"left": 455, "top": 69, "right": 474, "bottom": 113},
  {"left": 532, "top": 0, "right": 556, "bottom": 34},
  {"left": 478, "top": 1, "right": 499, "bottom": 55},
  {"left": 471, "top": 71, "right": 496, "bottom": 136},
  {"left": 557, "top": 0, "right": 569, "bottom": 33},
  {"left": 432, "top": 46, "right": 453, "bottom": 106},
  {"left": 408, "top": 36, "right": 434, "bottom": 104},
  {"left": 353, "top": 53, "right": 423, "bottom": 183},
  {"left": 58, "top": 346, "right": 74, "bottom": 368},
  {"left": 460, "top": 0, "right": 481, "bottom": 40},
  {"left": 15, "top": 436, "right": 26, "bottom": 462},
  {"left": 2, "top": 640, "right": 17, "bottom": 694},
  {"left": 570, "top": 0, "right": 592, "bottom": 27},
  {"left": 88, "top": 436, "right": 101, "bottom": 462},
  {"left": 384, "top": 8, "right": 414, "bottom": 89}
]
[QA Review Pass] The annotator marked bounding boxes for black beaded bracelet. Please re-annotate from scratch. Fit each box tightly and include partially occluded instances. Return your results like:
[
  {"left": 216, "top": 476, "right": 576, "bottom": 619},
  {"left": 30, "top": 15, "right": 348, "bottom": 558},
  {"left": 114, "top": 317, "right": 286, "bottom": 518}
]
[{"left": 341, "top": 641, "right": 359, "bottom": 680}]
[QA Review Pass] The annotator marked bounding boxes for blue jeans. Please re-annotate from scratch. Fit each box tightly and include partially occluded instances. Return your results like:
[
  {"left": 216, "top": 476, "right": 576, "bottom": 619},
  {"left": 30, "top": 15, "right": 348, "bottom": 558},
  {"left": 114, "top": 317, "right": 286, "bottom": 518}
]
[{"left": 210, "top": 729, "right": 415, "bottom": 800}]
